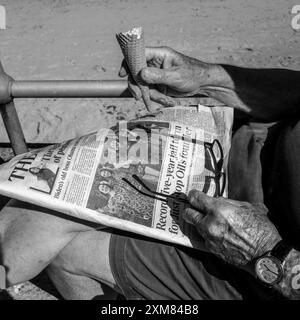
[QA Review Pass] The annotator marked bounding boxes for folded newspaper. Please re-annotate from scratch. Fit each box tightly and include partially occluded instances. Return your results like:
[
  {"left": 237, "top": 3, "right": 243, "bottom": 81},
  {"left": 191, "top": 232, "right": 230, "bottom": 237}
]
[{"left": 0, "top": 105, "right": 233, "bottom": 249}]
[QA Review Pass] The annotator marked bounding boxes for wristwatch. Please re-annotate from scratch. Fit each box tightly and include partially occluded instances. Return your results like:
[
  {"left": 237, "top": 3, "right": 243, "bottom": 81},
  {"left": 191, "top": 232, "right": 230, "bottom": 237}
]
[{"left": 254, "top": 240, "right": 293, "bottom": 286}]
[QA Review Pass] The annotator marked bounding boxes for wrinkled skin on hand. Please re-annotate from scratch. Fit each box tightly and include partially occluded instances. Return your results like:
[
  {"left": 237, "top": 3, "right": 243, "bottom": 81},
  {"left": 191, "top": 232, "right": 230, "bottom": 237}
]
[
  {"left": 119, "top": 46, "right": 218, "bottom": 107},
  {"left": 183, "top": 190, "right": 282, "bottom": 269}
]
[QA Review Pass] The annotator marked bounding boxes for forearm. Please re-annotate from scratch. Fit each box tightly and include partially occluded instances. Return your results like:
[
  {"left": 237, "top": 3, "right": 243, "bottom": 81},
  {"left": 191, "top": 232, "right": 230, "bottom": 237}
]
[
  {"left": 274, "top": 248, "right": 300, "bottom": 299},
  {"left": 201, "top": 64, "right": 300, "bottom": 121}
]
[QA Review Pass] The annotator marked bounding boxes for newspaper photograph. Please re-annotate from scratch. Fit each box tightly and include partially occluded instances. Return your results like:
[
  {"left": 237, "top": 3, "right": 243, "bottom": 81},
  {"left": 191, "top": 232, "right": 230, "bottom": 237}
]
[{"left": 0, "top": 105, "right": 233, "bottom": 249}]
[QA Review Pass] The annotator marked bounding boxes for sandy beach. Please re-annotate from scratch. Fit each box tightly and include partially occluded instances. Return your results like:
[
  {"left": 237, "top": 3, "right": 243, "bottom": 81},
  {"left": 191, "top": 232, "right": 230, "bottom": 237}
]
[{"left": 0, "top": 0, "right": 299, "bottom": 299}]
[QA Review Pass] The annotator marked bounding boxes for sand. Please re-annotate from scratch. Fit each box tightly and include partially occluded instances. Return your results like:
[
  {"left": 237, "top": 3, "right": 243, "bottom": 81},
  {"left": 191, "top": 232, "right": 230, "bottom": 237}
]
[{"left": 0, "top": 0, "right": 299, "bottom": 299}]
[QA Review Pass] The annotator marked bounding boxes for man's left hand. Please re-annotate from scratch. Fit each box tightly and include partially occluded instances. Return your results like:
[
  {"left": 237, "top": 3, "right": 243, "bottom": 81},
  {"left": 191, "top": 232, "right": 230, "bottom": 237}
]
[{"left": 183, "top": 190, "right": 282, "bottom": 270}]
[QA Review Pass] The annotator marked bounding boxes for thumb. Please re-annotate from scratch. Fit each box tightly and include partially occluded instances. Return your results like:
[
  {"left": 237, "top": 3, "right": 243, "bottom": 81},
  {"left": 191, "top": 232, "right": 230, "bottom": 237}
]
[
  {"left": 188, "top": 189, "right": 217, "bottom": 215},
  {"left": 141, "top": 67, "right": 176, "bottom": 86}
]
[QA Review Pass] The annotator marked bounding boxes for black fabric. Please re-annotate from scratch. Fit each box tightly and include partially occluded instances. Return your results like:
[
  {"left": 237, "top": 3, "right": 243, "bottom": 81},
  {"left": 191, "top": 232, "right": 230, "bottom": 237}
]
[
  {"left": 262, "top": 120, "right": 300, "bottom": 249},
  {"left": 271, "top": 240, "right": 293, "bottom": 263}
]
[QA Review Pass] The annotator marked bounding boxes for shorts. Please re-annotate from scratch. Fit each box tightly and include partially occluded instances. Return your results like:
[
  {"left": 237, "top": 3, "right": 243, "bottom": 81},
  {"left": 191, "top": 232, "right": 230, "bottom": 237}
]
[{"left": 109, "top": 232, "right": 282, "bottom": 300}]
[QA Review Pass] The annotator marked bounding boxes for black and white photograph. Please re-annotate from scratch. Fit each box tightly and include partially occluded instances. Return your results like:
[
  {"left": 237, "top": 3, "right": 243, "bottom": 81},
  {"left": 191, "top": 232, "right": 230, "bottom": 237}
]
[{"left": 0, "top": 0, "right": 299, "bottom": 308}]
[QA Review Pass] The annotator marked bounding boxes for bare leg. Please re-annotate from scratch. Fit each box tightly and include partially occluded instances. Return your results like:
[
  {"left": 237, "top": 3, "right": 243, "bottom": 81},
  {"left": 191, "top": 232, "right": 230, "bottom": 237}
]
[
  {"left": 47, "top": 267, "right": 118, "bottom": 300},
  {"left": 0, "top": 123, "right": 266, "bottom": 298},
  {"left": 47, "top": 230, "right": 120, "bottom": 299},
  {"left": 0, "top": 199, "right": 111, "bottom": 288}
]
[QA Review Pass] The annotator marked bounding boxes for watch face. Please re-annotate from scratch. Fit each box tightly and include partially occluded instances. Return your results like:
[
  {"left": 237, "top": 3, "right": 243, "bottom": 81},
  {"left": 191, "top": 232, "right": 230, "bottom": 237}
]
[{"left": 255, "top": 256, "right": 282, "bottom": 285}]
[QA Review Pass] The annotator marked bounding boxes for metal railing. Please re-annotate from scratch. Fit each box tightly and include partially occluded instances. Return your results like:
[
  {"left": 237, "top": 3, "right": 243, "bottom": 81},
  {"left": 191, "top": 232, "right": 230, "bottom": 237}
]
[
  {"left": 0, "top": 58, "right": 216, "bottom": 156},
  {"left": 0, "top": 59, "right": 134, "bottom": 155}
]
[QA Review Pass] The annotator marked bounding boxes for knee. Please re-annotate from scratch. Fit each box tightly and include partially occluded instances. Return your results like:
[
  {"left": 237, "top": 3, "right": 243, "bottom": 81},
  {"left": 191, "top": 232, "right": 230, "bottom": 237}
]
[{"left": 48, "top": 252, "right": 76, "bottom": 275}]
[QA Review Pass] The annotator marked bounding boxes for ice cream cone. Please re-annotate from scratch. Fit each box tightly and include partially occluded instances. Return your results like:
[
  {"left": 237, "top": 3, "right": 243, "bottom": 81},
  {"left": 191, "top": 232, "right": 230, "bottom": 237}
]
[{"left": 116, "top": 27, "right": 154, "bottom": 112}]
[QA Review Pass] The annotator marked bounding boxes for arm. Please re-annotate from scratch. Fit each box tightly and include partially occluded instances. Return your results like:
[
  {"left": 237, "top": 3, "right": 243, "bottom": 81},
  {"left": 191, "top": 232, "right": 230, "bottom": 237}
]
[
  {"left": 277, "top": 249, "right": 300, "bottom": 299},
  {"left": 119, "top": 46, "right": 300, "bottom": 121},
  {"left": 204, "top": 65, "right": 300, "bottom": 121},
  {"left": 184, "top": 190, "right": 300, "bottom": 300}
]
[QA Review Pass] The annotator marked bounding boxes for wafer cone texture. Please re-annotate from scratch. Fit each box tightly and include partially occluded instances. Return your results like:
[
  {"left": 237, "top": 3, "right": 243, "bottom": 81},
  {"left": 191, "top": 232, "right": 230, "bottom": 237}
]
[
  {"left": 116, "top": 27, "right": 147, "bottom": 78},
  {"left": 116, "top": 27, "right": 153, "bottom": 111}
]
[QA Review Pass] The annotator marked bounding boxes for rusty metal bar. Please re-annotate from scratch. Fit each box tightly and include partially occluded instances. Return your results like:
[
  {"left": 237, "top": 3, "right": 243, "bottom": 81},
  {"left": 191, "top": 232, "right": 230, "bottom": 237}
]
[{"left": 11, "top": 80, "right": 131, "bottom": 98}]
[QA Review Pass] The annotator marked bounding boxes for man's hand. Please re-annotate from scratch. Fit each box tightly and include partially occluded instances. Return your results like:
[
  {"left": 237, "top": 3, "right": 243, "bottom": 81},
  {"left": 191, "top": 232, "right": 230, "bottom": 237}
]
[
  {"left": 118, "top": 46, "right": 219, "bottom": 107},
  {"left": 183, "top": 190, "right": 282, "bottom": 270},
  {"left": 119, "top": 46, "right": 300, "bottom": 120}
]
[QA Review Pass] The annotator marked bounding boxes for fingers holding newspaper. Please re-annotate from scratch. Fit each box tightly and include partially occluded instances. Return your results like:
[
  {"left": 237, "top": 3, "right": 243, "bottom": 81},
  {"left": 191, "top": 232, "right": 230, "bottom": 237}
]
[
  {"left": 182, "top": 189, "right": 282, "bottom": 270},
  {"left": 118, "top": 46, "right": 220, "bottom": 107}
]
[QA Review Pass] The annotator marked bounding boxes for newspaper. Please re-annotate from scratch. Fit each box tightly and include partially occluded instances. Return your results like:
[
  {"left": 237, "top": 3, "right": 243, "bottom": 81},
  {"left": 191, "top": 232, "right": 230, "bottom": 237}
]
[{"left": 0, "top": 104, "right": 233, "bottom": 249}]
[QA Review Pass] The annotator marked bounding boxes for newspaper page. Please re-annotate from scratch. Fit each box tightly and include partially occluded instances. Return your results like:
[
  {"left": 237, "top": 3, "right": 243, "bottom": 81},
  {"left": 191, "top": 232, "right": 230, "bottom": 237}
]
[{"left": 0, "top": 104, "right": 233, "bottom": 249}]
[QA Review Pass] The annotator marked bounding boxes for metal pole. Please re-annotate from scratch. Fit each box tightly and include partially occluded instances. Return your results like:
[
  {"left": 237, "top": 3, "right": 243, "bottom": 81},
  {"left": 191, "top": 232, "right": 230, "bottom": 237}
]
[
  {"left": 0, "top": 100, "right": 28, "bottom": 155},
  {"left": 0, "top": 62, "right": 28, "bottom": 155},
  {"left": 11, "top": 80, "right": 132, "bottom": 98}
]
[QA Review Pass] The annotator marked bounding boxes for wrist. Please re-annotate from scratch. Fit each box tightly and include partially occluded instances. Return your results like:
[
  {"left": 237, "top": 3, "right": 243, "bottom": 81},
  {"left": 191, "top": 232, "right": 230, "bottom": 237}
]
[
  {"left": 249, "top": 241, "right": 300, "bottom": 298},
  {"left": 202, "top": 63, "right": 234, "bottom": 89},
  {"left": 196, "top": 63, "right": 235, "bottom": 95},
  {"left": 244, "top": 233, "right": 282, "bottom": 277},
  {"left": 255, "top": 232, "right": 283, "bottom": 258}
]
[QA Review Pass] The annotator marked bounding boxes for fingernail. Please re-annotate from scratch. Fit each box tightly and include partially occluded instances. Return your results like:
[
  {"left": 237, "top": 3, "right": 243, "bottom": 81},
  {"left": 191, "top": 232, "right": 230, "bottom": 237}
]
[
  {"left": 183, "top": 208, "right": 194, "bottom": 224},
  {"left": 157, "top": 98, "right": 167, "bottom": 105},
  {"left": 154, "top": 108, "right": 163, "bottom": 115},
  {"left": 140, "top": 68, "right": 148, "bottom": 81},
  {"left": 167, "top": 100, "right": 175, "bottom": 107}
]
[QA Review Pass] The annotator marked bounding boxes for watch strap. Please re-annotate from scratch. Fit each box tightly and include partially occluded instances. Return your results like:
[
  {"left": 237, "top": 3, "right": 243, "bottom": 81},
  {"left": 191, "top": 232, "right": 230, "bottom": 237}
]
[{"left": 270, "top": 239, "right": 293, "bottom": 263}]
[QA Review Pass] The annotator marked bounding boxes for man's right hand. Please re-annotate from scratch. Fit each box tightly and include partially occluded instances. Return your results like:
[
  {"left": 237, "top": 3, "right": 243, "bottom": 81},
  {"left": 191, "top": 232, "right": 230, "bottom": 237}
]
[{"left": 118, "top": 46, "right": 220, "bottom": 107}]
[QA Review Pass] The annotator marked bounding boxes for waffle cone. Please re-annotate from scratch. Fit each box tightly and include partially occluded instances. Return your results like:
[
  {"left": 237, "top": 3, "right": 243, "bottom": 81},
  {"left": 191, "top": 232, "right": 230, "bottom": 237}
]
[
  {"left": 116, "top": 27, "right": 147, "bottom": 77},
  {"left": 116, "top": 27, "right": 153, "bottom": 111}
]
